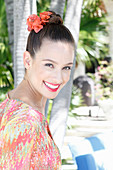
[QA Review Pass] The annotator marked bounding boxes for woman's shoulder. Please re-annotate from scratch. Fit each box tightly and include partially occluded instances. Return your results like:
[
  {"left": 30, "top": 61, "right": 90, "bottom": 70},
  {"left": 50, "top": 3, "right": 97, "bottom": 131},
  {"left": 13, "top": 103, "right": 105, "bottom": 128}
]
[{"left": 0, "top": 97, "right": 46, "bottom": 131}]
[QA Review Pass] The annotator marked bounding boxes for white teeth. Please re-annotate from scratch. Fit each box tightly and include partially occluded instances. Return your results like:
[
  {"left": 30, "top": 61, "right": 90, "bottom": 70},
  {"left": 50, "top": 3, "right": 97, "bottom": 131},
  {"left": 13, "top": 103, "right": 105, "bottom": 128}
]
[{"left": 44, "top": 82, "right": 59, "bottom": 89}]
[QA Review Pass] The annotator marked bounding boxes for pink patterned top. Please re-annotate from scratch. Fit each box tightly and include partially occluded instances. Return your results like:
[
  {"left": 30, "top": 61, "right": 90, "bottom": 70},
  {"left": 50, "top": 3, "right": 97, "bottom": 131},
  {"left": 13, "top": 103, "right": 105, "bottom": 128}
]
[{"left": 0, "top": 97, "right": 61, "bottom": 169}]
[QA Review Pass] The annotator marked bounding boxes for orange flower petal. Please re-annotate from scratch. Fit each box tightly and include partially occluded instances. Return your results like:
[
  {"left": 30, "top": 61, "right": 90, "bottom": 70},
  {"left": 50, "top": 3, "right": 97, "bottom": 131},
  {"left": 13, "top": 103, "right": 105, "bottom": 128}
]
[
  {"left": 40, "top": 11, "right": 52, "bottom": 17},
  {"left": 28, "top": 14, "right": 39, "bottom": 22},
  {"left": 26, "top": 12, "right": 52, "bottom": 33},
  {"left": 27, "top": 26, "right": 33, "bottom": 31},
  {"left": 40, "top": 15, "right": 50, "bottom": 20},
  {"left": 33, "top": 19, "right": 41, "bottom": 27},
  {"left": 34, "top": 25, "right": 43, "bottom": 33}
]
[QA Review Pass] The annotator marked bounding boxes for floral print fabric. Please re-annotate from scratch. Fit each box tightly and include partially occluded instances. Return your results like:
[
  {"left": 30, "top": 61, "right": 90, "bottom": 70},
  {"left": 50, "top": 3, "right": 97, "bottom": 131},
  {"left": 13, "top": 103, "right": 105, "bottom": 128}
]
[{"left": 0, "top": 97, "right": 61, "bottom": 169}]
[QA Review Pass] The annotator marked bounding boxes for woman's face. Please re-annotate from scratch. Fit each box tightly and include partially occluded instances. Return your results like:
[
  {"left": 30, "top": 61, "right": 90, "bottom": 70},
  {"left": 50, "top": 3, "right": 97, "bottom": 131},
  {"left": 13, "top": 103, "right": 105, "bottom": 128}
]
[{"left": 24, "top": 39, "right": 74, "bottom": 99}]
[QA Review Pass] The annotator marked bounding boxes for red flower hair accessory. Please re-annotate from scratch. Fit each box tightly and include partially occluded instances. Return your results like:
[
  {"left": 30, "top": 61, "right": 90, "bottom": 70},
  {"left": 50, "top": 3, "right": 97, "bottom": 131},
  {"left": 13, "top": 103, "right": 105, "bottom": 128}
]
[{"left": 27, "top": 11, "right": 52, "bottom": 33}]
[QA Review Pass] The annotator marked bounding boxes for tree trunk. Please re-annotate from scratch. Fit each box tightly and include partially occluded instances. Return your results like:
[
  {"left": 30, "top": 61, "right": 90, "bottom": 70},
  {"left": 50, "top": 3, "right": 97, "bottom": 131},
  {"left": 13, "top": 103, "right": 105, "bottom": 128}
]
[
  {"left": 49, "top": 0, "right": 83, "bottom": 151},
  {"left": 45, "top": 0, "right": 66, "bottom": 117},
  {"left": 50, "top": 0, "right": 66, "bottom": 18},
  {"left": 103, "top": 0, "right": 113, "bottom": 60},
  {"left": 4, "top": 0, "right": 14, "bottom": 61},
  {"left": 13, "top": 0, "right": 37, "bottom": 87}
]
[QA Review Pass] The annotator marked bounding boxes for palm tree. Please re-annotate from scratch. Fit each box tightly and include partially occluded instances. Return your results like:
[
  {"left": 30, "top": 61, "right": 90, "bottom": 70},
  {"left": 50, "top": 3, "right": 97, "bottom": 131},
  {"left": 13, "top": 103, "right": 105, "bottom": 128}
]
[
  {"left": 77, "top": 0, "right": 108, "bottom": 69},
  {"left": 13, "top": 0, "right": 37, "bottom": 87},
  {"left": 0, "top": 0, "right": 13, "bottom": 102},
  {"left": 44, "top": 0, "right": 66, "bottom": 118},
  {"left": 50, "top": 0, "right": 66, "bottom": 18},
  {"left": 49, "top": 0, "right": 83, "bottom": 151},
  {"left": 4, "top": 0, "right": 14, "bottom": 59},
  {"left": 103, "top": 0, "right": 113, "bottom": 60},
  {"left": 5, "top": 0, "right": 37, "bottom": 87}
]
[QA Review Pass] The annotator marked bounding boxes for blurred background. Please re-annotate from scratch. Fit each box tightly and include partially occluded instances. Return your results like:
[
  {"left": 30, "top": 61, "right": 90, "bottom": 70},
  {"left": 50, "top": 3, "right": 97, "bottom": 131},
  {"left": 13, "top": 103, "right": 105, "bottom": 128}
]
[{"left": 0, "top": 0, "right": 113, "bottom": 169}]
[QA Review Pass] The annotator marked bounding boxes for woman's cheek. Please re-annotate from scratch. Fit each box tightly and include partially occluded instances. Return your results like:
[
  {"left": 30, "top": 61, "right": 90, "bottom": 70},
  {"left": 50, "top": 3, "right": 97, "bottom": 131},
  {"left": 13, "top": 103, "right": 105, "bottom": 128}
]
[{"left": 63, "top": 72, "right": 71, "bottom": 83}]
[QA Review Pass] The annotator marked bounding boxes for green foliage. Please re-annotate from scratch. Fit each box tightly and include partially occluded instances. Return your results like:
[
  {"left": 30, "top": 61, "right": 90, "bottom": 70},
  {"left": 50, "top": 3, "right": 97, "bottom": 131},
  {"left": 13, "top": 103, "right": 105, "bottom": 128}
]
[
  {"left": 62, "top": 158, "right": 73, "bottom": 165},
  {"left": 47, "top": 99, "right": 53, "bottom": 123},
  {"left": 69, "top": 86, "right": 84, "bottom": 116},
  {"left": 77, "top": 0, "right": 109, "bottom": 68},
  {"left": 37, "top": 0, "right": 50, "bottom": 14},
  {"left": 0, "top": 0, "right": 14, "bottom": 102},
  {"left": 67, "top": 86, "right": 84, "bottom": 129},
  {"left": 88, "top": 61, "right": 113, "bottom": 101},
  {"left": 0, "top": 87, "right": 8, "bottom": 102}
]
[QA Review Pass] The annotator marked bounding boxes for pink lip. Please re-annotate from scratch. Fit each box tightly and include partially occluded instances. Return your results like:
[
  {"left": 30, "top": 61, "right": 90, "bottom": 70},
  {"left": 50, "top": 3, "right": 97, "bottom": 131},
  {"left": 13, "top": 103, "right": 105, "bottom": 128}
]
[{"left": 43, "top": 81, "right": 61, "bottom": 92}]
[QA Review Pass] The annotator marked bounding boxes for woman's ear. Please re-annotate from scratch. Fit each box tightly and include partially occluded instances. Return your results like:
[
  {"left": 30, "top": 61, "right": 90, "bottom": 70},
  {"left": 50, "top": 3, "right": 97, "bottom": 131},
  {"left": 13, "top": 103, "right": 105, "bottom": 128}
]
[{"left": 23, "top": 51, "right": 32, "bottom": 69}]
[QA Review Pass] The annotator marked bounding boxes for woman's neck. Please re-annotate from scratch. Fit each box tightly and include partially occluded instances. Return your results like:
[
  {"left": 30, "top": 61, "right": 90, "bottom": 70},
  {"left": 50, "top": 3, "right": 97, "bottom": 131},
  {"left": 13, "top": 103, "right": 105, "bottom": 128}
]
[{"left": 9, "top": 79, "right": 47, "bottom": 115}]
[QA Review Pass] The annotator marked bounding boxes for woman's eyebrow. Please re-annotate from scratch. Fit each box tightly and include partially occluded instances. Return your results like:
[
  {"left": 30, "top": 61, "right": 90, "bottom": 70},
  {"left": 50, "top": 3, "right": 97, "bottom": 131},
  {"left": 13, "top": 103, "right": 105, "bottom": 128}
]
[
  {"left": 42, "top": 59, "right": 73, "bottom": 65},
  {"left": 42, "top": 59, "right": 57, "bottom": 64},
  {"left": 65, "top": 62, "right": 73, "bottom": 65}
]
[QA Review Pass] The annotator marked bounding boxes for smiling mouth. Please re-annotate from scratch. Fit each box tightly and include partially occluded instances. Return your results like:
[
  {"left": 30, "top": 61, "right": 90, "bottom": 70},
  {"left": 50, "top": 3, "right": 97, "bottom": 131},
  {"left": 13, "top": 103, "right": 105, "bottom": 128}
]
[{"left": 43, "top": 81, "right": 61, "bottom": 92}]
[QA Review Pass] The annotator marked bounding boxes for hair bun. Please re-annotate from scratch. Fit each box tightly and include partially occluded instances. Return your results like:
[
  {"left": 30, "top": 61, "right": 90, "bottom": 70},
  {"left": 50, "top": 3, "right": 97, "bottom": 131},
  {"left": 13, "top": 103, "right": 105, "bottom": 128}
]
[{"left": 49, "top": 13, "right": 63, "bottom": 25}]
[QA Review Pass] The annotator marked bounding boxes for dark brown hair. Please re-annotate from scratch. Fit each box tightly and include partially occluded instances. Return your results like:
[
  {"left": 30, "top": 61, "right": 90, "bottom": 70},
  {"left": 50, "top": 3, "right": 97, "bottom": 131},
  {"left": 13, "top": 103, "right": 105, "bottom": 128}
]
[{"left": 26, "top": 11, "right": 75, "bottom": 57}]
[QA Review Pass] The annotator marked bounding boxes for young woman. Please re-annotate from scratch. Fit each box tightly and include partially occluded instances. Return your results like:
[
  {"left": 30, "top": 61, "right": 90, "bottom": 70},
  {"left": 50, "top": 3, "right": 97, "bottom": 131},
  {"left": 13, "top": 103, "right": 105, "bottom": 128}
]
[{"left": 0, "top": 11, "right": 75, "bottom": 169}]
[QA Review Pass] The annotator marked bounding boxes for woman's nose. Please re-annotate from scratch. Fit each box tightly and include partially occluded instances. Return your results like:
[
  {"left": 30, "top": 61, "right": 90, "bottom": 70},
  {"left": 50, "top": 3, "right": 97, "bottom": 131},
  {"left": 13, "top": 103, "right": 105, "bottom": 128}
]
[{"left": 53, "top": 70, "right": 63, "bottom": 84}]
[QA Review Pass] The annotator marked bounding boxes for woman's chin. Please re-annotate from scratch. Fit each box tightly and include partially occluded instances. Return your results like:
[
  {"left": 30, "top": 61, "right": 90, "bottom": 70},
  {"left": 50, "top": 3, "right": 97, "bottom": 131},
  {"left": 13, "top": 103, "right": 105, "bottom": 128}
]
[
  {"left": 45, "top": 92, "right": 59, "bottom": 99},
  {"left": 47, "top": 95, "right": 57, "bottom": 100}
]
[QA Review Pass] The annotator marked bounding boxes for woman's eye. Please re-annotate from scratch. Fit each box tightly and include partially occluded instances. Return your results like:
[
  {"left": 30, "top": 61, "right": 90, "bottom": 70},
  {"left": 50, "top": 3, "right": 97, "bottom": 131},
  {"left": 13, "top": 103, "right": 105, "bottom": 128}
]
[
  {"left": 63, "top": 66, "right": 72, "bottom": 70},
  {"left": 45, "top": 63, "right": 54, "bottom": 68}
]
